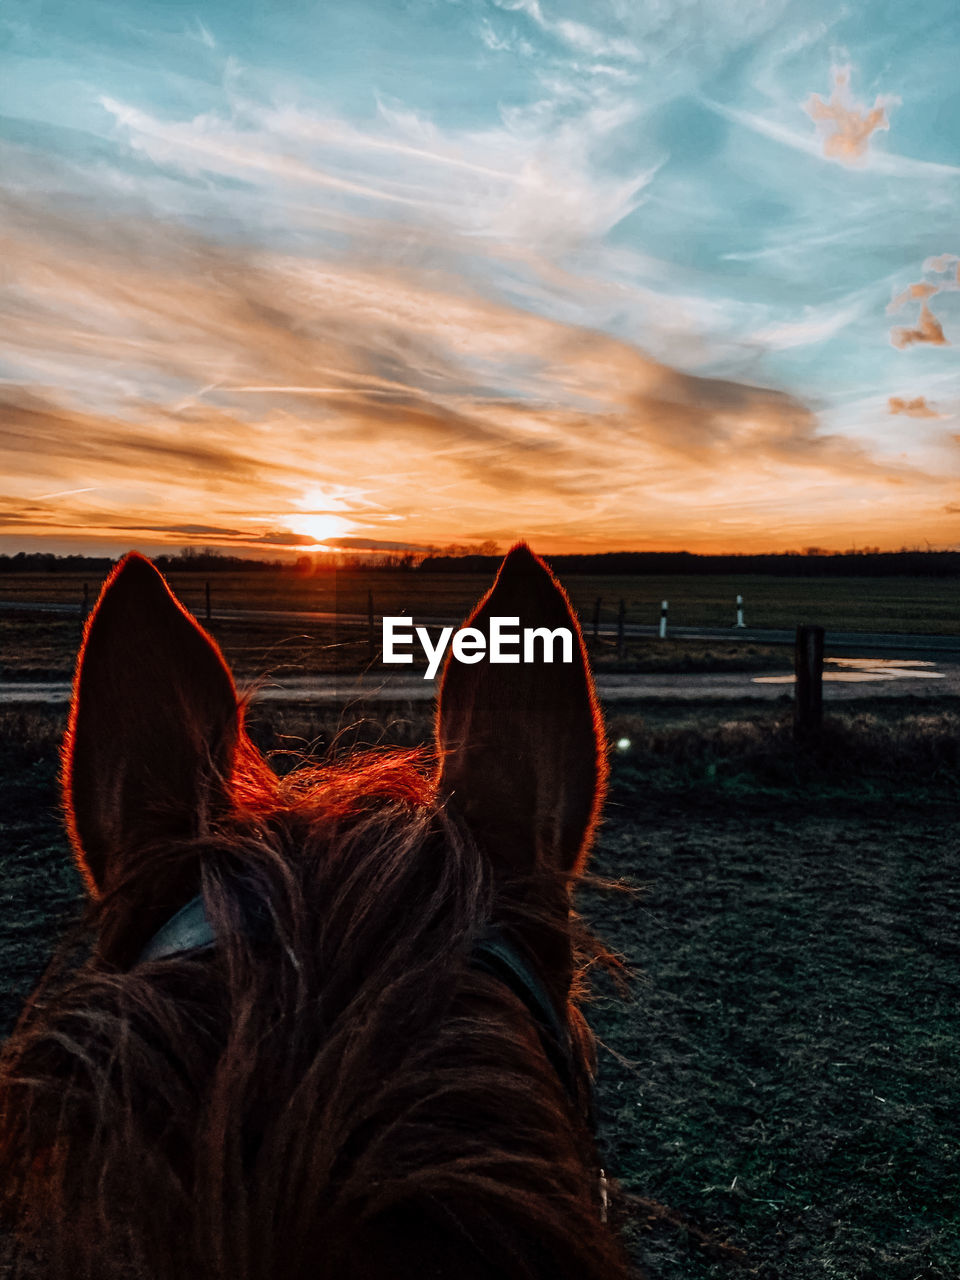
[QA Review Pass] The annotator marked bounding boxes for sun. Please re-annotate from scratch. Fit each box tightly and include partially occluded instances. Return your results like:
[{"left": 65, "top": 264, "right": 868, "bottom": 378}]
[{"left": 287, "top": 512, "right": 355, "bottom": 544}]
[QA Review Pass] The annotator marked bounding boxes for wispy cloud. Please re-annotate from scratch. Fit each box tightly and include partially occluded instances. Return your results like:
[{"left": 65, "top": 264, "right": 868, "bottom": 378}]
[
  {"left": 749, "top": 302, "right": 862, "bottom": 350},
  {"left": 97, "top": 89, "right": 658, "bottom": 257},
  {"left": 478, "top": 18, "right": 534, "bottom": 56},
  {"left": 189, "top": 17, "right": 216, "bottom": 50},
  {"left": 491, "top": 0, "right": 642, "bottom": 62},
  {"left": 99, "top": 98, "right": 430, "bottom": 208},
  {"left": 318, "top": 536, "right": 432, "bottom": 552}
]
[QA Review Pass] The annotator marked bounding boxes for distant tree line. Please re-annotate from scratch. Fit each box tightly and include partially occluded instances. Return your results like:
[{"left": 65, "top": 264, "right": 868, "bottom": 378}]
[
  {"left": 0, "top": 549, "right": 426, "bottom": 573},
  {"left": 0, "top": 551, "right": 287, "bottom": 574},
  {"left": 2, "top": 547, "right": 958, "bottom": 577},
  {"left": 419, "top": 549, "right": 960, "bottom": 577},
  {"left": 0, "top": 553, "right": 118, "bottom": 574}
]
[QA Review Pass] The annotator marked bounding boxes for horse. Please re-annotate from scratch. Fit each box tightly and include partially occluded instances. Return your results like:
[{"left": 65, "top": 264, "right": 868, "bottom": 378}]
[{"left": 0, "top": 544, "right": 631, "bottom": 1279}]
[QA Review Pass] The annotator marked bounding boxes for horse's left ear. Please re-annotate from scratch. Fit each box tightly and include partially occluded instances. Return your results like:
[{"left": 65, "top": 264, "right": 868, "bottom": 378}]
[
  {"left": 64, "top": 553, "right": 241, "bottom": 898},
  {"left": 436, "top": 544, "right": 606, "bottom": 879}
]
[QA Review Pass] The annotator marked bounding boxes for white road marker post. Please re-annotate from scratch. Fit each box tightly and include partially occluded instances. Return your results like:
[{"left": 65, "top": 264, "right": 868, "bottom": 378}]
[
  {"left": 735, "top": 594, "right": 745, "bottom": 628},
  {"left": 659, "top": 599, "right": 668, "bottom": 640}
]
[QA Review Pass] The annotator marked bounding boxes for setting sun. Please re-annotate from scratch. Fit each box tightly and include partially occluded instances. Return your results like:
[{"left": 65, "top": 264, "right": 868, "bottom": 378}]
[{"left": 286, "top": 513, "right": 356, "bottom": 545}]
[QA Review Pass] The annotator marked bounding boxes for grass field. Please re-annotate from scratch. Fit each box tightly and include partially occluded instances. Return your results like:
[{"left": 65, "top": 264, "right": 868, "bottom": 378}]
[
  {"left": 3, "top": 567, "right": 960, "bottom": 634},
  {"left": 2, "top": 697, "right": 958, "bottom": 1278}
]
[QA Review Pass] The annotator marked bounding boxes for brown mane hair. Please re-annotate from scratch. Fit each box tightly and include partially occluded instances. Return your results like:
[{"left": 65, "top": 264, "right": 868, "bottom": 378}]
[{"left": 0, "top": 546, "right": 631, "bottom": 1280}]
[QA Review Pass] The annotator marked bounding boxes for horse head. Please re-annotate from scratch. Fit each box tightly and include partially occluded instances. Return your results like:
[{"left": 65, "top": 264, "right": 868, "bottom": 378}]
[{"left": 1, "top": 546, "right": 629, "bottom": 1280}]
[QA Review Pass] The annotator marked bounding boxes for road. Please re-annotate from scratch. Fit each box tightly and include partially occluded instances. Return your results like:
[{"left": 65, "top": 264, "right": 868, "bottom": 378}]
[{"left": 4, "top": 661, "right": 959, "bottom": 705}]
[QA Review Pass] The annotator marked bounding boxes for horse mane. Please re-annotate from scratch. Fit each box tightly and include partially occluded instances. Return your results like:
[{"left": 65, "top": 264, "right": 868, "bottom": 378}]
[{"left": 0, "top": 749, "right": 627, "bottom": 1280}]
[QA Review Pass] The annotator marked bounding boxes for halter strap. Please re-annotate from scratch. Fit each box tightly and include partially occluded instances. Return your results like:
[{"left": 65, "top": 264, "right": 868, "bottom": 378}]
[{"left": 138, "top": 895, "right": 585, "bottom": 1114}]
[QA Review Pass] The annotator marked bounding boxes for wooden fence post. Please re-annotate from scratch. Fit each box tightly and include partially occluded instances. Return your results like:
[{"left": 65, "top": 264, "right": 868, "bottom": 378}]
[
  {"left": 616, "top": 599, "right": 626, "bottom": 658},
  {"left": 794, "top": 624, "right": 824, "bottom": 741},
  {"left": 659, "top": 599, "right": 668, "bottom": 640},
  {"left": 592, "top": 596, "right": 601, "bottom": 642},
  {"left": 367, "top": 590, "right": 375, "bottom": 660}
]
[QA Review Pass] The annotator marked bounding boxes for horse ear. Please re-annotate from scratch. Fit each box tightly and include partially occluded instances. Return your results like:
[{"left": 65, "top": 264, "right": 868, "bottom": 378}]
[
  {"left": 436, "top": 544, "right": 606, "bottom": 879},
  {"left": 64, "top": 553, "right": 241, "bottom": 898}
]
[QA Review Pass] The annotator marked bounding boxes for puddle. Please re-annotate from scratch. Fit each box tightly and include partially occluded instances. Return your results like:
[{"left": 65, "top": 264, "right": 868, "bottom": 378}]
[{"left": 754, "top": 658, "right": 946, "bottom": 685}]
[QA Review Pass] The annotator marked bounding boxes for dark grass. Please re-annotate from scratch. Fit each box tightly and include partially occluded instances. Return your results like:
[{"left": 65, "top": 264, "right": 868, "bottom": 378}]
[
  {"left": 604, "top": 703, "right": 960, "bottom": 803},
  {"left": 586, "top": 801, "right": 960, "bottom": 1280},
  {"left": 2, "top": 697, "right": 956, "bottom": 793},
  {"left": 1, "top": 700, "right": 958, "bottom": 1278}
]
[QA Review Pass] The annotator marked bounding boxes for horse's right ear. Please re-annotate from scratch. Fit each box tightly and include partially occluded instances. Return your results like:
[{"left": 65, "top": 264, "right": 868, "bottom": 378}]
[
  {"left": 64, "top": 553, "right": 241, "bottom": 898},
  {"left": 436, "top": 544, "right": 606, "bottom": 881}
]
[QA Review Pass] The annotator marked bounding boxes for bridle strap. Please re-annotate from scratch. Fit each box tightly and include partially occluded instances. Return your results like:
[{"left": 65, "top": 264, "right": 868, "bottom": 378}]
[
  {"left": 139, "top": 896, "right": 586, "bottom": 1116},
  {"left": 139, "top": 895, "right": 215, "bottom": 961},
  {"left": 470, "top": 932, "right": 578, "bottom": 1106}
]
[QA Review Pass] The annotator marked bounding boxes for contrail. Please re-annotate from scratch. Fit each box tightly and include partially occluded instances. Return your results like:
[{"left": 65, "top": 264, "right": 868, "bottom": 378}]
[{"left": 34, "top": 487, "right": 100, "bottom": 501}]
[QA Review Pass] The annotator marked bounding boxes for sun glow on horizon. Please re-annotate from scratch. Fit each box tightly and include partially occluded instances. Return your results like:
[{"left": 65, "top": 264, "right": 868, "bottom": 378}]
[
  {"left": 284, "top": 486, "right": 365, "bottom": 544},
  {"left": 286, "top": 512, "right": 357, "bottom": 544}
]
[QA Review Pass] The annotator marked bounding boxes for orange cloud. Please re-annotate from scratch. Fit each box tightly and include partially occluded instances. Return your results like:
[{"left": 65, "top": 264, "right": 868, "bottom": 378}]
[
  {"left": 890, "top": 303, "right": 949, "bottom": 350},
  {"left": 888, "top": 254, "right": 959, "bottom": 349},
  {"left": 804, "top": 67, "right": 891, "bottom": 164},
  {"left": 888, "top": 396, "right": 940, "bottom": 418},
  {"left": 887, "top": 281, "right": 940, "bottom": 313},
  {"left": 924, "top": 253, "right": 960, "bottom": 276}
]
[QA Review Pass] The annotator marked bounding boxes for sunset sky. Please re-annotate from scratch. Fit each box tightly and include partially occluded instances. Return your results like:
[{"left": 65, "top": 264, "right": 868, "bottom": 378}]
[{"left": 2, "top": 0, "right": 960, "bottom": 556}]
